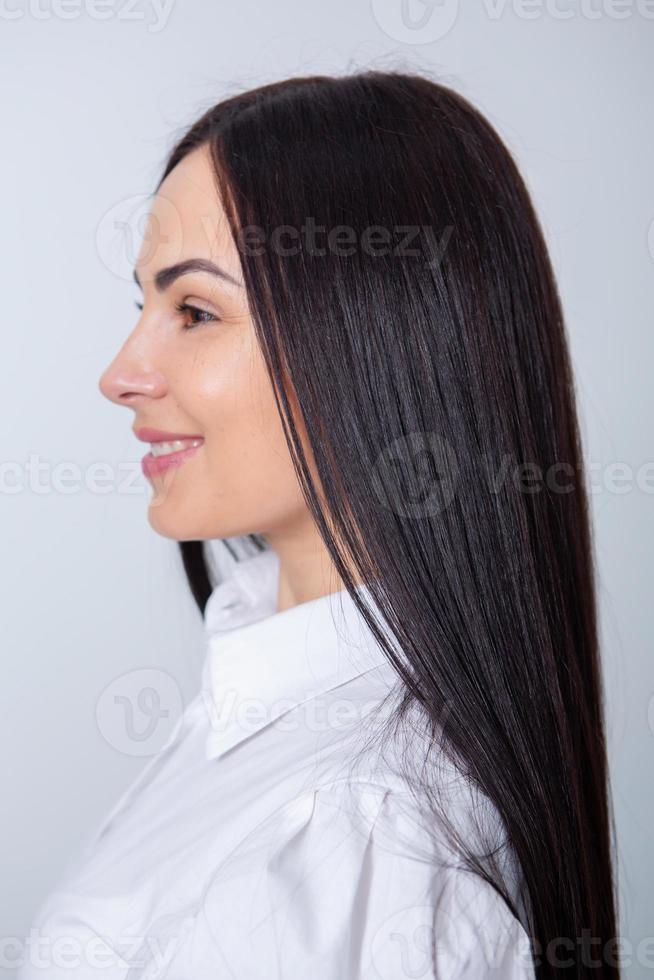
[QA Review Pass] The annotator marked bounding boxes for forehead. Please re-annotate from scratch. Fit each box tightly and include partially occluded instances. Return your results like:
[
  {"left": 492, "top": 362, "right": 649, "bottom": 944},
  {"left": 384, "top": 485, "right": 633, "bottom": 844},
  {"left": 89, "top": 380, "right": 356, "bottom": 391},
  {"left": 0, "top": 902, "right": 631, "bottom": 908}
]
[{"left": 135, "top": 144, "right": 239, "bottom": 284}]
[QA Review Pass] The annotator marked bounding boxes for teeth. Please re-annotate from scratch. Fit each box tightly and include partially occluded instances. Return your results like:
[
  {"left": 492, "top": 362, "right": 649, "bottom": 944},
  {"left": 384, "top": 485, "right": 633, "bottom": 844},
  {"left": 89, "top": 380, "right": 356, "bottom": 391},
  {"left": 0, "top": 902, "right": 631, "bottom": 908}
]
[{"left": 150, "top": 439, "right": 203, "bottom": 458}]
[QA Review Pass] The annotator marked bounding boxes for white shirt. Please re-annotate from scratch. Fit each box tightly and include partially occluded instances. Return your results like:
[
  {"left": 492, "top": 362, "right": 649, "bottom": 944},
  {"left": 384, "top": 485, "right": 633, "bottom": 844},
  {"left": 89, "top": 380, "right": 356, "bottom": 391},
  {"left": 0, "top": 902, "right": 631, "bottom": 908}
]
[{"left": 17, "top": 547, "right": 535, "bottom": 979}]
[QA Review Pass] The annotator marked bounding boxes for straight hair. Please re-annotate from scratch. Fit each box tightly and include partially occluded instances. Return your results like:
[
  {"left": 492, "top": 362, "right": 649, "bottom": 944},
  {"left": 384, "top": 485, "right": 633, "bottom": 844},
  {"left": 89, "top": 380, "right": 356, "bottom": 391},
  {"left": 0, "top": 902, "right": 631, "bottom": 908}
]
[{"left": 159, "top": 70, "right": 619, "bottom": 978}]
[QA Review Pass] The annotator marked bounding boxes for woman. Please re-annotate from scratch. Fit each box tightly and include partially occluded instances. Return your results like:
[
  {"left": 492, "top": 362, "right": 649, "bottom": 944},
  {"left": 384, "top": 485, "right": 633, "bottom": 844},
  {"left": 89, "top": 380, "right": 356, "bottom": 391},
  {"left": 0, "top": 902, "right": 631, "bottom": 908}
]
[{"left": 20, "top": 70, "right": 619, "bottom": 978}]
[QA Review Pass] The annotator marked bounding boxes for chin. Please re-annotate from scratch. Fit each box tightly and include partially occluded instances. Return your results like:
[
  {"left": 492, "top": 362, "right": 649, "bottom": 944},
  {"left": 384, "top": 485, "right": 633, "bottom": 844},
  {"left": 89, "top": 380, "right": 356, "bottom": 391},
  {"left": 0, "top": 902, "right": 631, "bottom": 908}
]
[
  {"left": 146, "top": 498, "right": 205, "bottom": 541},
  {"left": 146, "top": 497, "right": 243, "bottom": 543}
]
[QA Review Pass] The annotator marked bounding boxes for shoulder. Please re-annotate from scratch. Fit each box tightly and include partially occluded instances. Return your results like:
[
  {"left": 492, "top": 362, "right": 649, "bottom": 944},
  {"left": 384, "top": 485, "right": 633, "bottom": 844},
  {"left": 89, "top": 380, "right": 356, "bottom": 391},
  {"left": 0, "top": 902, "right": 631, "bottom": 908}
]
[
  {"left": 283, "top": 781, "right": 534, "bottom": 979},
  {"left": 202, "top": 779, "right": 535, "bottom": 978}
]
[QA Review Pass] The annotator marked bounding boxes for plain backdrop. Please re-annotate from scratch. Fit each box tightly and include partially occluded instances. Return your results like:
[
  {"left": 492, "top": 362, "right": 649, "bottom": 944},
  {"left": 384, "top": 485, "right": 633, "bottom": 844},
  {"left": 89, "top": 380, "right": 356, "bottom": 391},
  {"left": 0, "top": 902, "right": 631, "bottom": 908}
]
[{"left": 1, "top": 1, "right": 652, "bottom": 976}]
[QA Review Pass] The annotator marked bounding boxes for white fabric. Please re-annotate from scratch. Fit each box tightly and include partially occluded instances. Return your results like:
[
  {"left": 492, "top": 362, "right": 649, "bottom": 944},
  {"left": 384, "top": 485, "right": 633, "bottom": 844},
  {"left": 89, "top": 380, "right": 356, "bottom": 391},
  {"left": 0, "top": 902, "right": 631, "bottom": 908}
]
[{"left": 16, "top": 547, "right": 535, "bottom": 979}]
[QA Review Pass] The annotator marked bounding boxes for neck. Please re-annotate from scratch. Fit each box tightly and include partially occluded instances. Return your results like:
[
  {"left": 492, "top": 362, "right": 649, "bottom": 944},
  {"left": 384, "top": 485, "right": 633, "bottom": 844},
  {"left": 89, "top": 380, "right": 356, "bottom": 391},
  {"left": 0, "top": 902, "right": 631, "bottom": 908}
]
[{"left": 261, "top": 526, "right": 360, "bottom": 614}]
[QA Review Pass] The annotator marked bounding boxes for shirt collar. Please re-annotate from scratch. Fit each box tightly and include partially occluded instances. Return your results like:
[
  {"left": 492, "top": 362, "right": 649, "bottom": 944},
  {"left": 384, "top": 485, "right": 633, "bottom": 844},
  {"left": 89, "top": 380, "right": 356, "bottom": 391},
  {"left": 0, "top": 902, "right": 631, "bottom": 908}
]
[{"left": 199, "top": 548, "right": 393, "bottom": 762}]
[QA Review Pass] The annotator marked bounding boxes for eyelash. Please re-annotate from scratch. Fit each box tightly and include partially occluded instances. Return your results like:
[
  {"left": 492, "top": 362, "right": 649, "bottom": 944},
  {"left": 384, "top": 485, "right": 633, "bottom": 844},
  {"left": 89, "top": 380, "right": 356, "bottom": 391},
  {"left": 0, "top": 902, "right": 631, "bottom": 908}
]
[{"left": 134, "top": 300, "right": 219, "bottom": 329}]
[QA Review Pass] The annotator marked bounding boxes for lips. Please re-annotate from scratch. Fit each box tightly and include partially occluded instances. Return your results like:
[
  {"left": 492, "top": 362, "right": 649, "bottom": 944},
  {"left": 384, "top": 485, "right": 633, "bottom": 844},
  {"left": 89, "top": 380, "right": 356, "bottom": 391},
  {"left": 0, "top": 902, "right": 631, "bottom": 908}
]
[
  {"left": 134, "top": 426, "right": 205, "bottom": 480},
  {"left": 135, "top": 427, "right": 204, "bottom": 443},
  {"left": 140, "top": 442, "right": 203, "bottom": 479}
]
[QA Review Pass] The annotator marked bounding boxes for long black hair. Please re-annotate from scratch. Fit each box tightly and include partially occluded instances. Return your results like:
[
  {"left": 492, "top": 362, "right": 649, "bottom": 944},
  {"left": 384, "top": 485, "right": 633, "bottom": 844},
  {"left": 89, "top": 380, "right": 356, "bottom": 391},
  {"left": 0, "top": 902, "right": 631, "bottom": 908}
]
[{"left": 158, "top": 70, "right": 619, "bottom": 977}]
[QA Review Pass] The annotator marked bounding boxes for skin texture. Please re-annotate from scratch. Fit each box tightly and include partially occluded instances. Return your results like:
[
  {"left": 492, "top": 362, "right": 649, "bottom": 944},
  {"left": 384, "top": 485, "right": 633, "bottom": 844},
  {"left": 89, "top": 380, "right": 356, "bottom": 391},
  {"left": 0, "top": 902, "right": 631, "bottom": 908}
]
[{"left": 99, "top": 144, "right": 349, "bottom": 612}]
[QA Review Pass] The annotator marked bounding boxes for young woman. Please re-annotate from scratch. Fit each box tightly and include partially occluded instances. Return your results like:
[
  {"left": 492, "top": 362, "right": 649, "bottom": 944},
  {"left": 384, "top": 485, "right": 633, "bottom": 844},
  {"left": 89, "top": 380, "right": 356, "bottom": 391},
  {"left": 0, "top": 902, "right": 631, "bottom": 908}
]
[{"left": 21, "top": 70, "right": 620, "bottom": 978}]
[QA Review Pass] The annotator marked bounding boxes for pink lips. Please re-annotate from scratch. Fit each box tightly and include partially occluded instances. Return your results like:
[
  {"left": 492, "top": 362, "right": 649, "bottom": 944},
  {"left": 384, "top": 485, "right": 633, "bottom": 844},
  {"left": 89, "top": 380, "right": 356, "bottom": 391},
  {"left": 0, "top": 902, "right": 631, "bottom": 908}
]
[
  {"left": 134, "top": 427, "right": 204, "bottom": 444},
  {"left": 134, "top": 427, "right": 204, "bottom": 479}
]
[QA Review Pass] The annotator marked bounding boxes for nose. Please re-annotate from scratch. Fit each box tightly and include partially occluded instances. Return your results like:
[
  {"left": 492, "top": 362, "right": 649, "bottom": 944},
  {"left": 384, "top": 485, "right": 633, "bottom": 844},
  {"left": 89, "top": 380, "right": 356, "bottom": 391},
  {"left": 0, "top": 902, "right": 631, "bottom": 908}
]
[{"left": 98, "top": 358, "right": 167, "bottom": 407}]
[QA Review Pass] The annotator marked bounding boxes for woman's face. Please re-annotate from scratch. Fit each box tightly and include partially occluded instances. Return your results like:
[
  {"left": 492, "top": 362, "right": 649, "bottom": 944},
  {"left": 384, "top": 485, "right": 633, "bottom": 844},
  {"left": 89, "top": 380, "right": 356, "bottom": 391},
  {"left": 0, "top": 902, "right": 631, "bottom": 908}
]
[{"left": 98, "top": 144, "right": 312, "bottom": 542}]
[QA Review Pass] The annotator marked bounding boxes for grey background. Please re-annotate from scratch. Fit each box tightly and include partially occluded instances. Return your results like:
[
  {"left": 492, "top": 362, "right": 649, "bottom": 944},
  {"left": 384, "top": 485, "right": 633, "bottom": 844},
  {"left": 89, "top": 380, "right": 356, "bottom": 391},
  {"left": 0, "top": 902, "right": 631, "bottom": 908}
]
[{"left": 1, "top": 1, "right": 652, "bottom": 976}]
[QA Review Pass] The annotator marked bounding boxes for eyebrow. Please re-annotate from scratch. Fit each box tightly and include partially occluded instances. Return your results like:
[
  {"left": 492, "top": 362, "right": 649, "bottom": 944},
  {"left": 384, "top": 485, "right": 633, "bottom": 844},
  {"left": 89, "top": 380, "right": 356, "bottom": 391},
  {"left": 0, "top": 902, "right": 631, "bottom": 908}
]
[{"left": 132, "top": 258, "right": 243, "bottom": 292}]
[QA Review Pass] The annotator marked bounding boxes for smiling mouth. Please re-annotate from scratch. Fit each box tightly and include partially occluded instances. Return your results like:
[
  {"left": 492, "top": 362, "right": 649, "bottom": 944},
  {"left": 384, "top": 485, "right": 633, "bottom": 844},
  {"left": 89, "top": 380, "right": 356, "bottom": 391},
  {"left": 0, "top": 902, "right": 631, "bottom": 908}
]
[
  {"left": 149, "top": 438, "right": 204, "bottom": 457},
  {"left": 141, "top": 439, "right": 204, "bottom": 479}
]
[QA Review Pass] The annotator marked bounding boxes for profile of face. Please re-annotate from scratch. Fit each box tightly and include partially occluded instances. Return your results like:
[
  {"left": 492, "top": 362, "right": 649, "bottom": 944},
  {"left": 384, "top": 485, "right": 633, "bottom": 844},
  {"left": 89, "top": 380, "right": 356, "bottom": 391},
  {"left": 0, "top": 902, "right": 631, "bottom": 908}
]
[{"left": 99, "top": 144, "right": 314, "bottom": 543}]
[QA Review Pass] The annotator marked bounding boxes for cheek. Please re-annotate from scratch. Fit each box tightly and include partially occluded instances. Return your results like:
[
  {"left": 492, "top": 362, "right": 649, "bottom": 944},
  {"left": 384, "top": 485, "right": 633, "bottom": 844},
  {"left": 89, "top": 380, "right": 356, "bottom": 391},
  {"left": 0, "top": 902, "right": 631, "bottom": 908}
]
[{"left": 191, "top": 343, "right": 303, "bottom": 505}]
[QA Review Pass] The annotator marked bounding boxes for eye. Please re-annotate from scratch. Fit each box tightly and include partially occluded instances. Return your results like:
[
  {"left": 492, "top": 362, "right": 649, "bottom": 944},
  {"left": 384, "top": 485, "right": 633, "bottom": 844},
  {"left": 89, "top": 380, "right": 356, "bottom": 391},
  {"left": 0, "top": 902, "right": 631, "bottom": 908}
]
[
  {"left": 174, "top": 301, "right": 219, "bottom": 330},
  {"left": 132, "top": 299, "right": 220, "bottom": 328}
]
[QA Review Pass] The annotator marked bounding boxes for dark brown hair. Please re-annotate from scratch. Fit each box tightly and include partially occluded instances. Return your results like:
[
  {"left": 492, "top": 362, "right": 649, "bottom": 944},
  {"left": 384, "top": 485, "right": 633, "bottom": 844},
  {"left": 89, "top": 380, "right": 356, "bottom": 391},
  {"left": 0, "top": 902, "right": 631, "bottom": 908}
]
[{"left": 159, "top": 70, "right": 619, "bottom": 977}]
